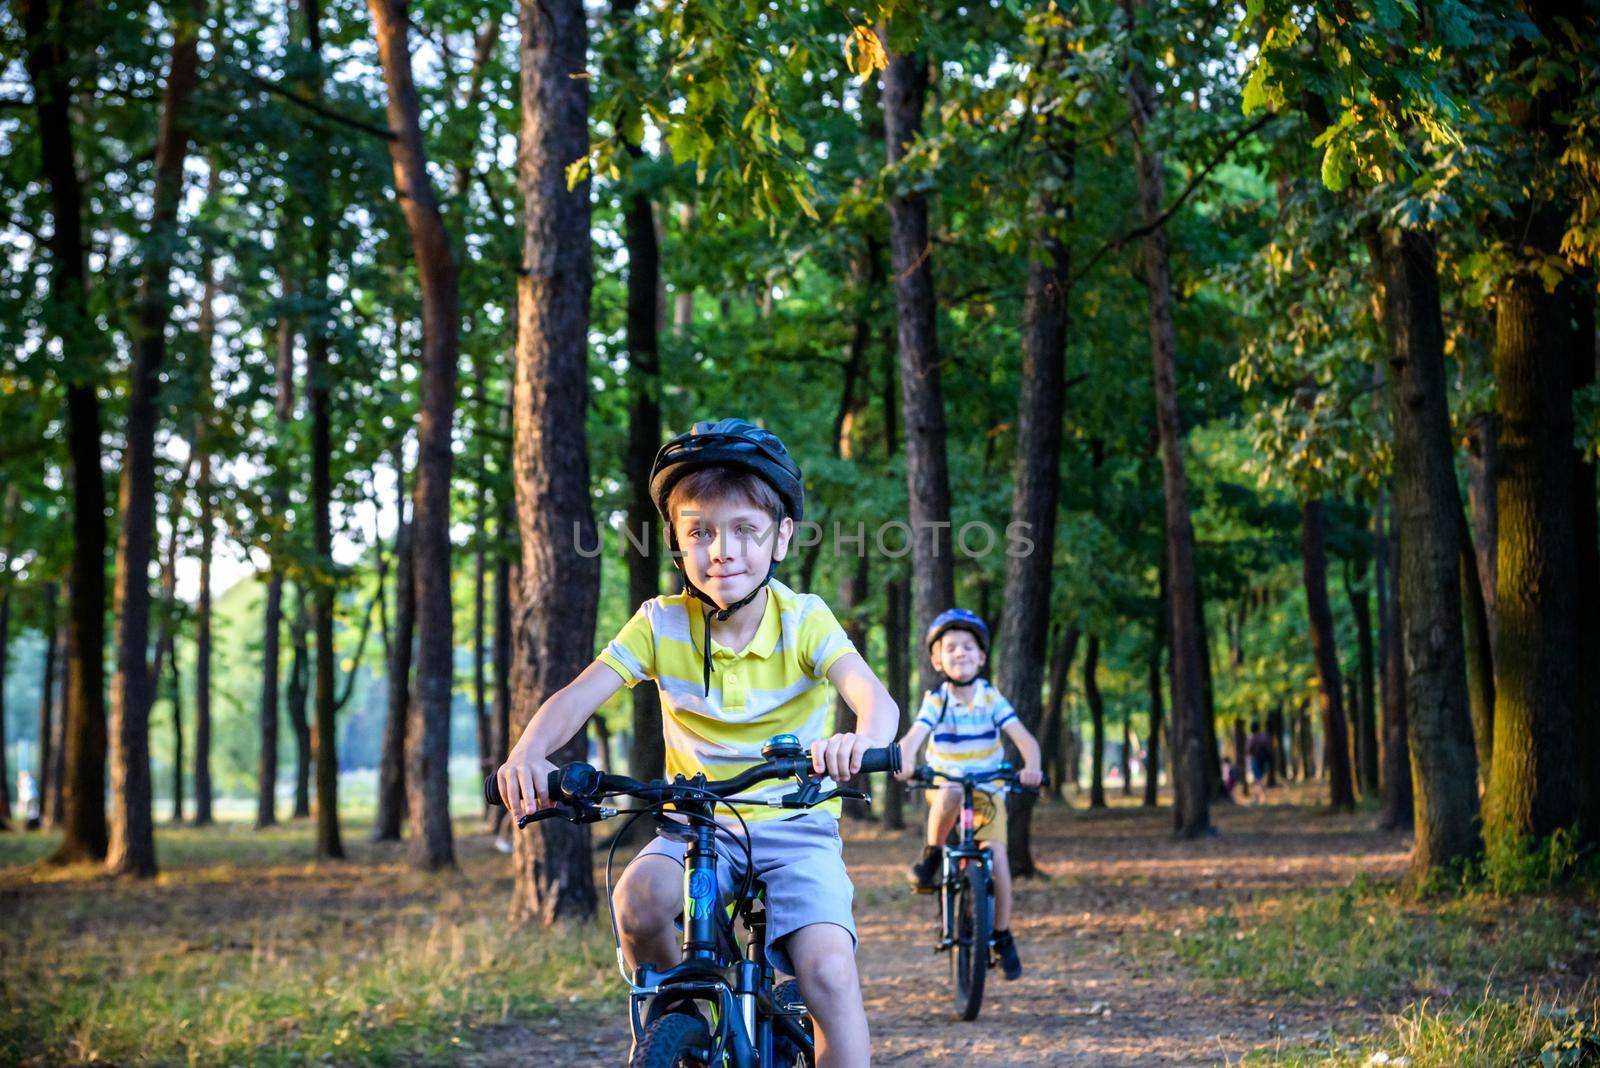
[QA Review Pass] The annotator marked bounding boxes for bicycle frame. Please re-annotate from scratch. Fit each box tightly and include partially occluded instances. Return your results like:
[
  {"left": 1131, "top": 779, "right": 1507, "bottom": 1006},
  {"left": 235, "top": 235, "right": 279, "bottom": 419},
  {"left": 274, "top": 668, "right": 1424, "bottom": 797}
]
[{"left": 934, "top": 776, "right": 994, "bottom": 952}]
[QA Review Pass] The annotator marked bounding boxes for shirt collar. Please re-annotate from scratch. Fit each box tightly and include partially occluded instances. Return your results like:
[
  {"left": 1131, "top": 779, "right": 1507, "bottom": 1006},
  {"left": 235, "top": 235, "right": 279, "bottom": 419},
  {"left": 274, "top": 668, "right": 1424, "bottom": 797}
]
[{"left": 688, "top": 585, "right": 781, "bottom": 661}]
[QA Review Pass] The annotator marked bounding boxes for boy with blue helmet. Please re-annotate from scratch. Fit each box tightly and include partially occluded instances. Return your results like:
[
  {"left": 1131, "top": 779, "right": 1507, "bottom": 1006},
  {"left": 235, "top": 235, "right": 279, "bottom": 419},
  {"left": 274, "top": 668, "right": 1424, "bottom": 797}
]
[
  {"left": 893, "top": 608, "right": 1043, "bottom": 980},
  {"left": 496, "top": 418, "right": 900, "bottom": 1066}
]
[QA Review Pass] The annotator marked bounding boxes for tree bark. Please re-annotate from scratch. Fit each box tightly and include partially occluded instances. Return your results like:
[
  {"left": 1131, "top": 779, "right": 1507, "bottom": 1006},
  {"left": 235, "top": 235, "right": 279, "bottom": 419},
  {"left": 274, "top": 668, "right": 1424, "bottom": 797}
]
[
  {"left": 1458, "top": 506, "right": 1495, "bottom": 789},
  {"left": 287, "top": 594, "right": 312, "bottom": 819},
  {"left": 1373, "top": 226, "right": 1476, "bottom": 871},
  {"left": 107, "top": 0, "right": 203, "bottom": 877},
  {"left": 1574, "top": 287, "right": 1600, "bottom": 847},
  {"left": 374, "top": 448, "right": 412, "bottom": 842},
  {"left": 882, "top": 45, "right": 956, "bottom": 692},
  {"left": 880, "top": 307, "right": 911, "bottom": 831},
  {"left": 1125, "top": 4, "right": 1209, "bottom": 836},
  {"left": 511, "top": 0, "right": 599, "bottom": 923},
  {"left": 37, "top": 584, "right": 59, "bottom": 828},
  {"left": 1085, "top": 635, "right": 1106, "bottom": 809},
  {"left": 1302, "top": 499, "right": 1355, "bottom": 810},
  {"left": 1376, "top": 490, "right": 1414, "bottom": 831},
  {"left": 1145, "top": 635, "right": 1164, "bottom": 806},
  {"left": 24, "top": 0, "right": 108, "bottom": 863},
  {"left": 1344, "top": 557, "right": 1379, "bottom": 797},
  {"left": 1040, "top": 625, "right": 1080, "bottom": 799},
  {"left": 1486, "top": 261, "right": 1583, "bottom": 844},
  {"left": 258, "top": 268, "right": 298, "bottom": 830},
  {"left": 152, "top": 470, "right": 188, "bottom": 823},
  {"left": 1466, "top": 412, "right": 1498, "bottom": 654},
  {"left": 369, "top": 0, "right": 461, "bottom": 871},
  {"left": 474, "top": 494, "right": 490, "bottom": 810},
  {"left": 1232, "top": 717, "right": 1248, "bottom": 798},
  {"left": 616, "top": 0, "right": 665, "bottom": 782},
  {"left": 1000, "top": 131, "right": 1071, "bottom": 876},
  {"left": 0, "top": 587, "right": 10, "bottom": 828}
]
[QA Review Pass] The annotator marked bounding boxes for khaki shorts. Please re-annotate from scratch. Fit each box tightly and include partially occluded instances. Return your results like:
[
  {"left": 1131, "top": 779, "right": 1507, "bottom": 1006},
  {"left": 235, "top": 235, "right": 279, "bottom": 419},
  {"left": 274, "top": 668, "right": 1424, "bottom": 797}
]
[
  {"left": 631, "top": 809, "right": 855, "bottom": 976},
  {"left": 928, "top": 787, "right": 1008, "bottom": 845}
]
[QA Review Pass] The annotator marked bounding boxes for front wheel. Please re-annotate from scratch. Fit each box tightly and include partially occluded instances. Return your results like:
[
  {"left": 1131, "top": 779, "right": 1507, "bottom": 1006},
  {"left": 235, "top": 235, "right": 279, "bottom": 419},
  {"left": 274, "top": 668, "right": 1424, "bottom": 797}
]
[
  {"left": 952, "top": 861, "right": 992, "bottom": 1021},
  {"left": 631, "top": 1011, "right": 713, "bottom": 1068}
]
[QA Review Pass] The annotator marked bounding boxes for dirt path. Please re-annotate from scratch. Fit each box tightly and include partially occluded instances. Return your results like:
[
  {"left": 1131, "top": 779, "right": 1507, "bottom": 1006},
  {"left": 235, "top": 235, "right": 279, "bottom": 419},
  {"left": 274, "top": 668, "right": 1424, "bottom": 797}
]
[{"left": 466, "top": 792, "right": 1409, "bottom": 1066}]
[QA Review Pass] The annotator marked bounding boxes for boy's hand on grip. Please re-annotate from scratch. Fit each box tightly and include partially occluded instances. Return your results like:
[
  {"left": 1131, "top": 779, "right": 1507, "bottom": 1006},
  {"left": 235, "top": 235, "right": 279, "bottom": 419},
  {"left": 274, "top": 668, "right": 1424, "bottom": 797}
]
[
  {"left": 1018, "top": 767, "right": 1043, "bottom": 789},
  {"left": 811, "top": 732, "right": 871, "bottom": 780},
  {"left": 496, "top": 741, "right": 559, "bottom": 822}
]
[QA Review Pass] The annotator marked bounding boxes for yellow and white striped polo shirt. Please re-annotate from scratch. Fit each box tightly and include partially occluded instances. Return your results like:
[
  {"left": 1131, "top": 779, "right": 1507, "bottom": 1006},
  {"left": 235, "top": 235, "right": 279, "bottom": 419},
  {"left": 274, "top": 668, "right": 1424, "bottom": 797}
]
[
  {"left": 596, "top": 579, "right": 857, "bottom": 821},
  {"left": 914, "top": 680, "right": 1018, "bottom": 796}
]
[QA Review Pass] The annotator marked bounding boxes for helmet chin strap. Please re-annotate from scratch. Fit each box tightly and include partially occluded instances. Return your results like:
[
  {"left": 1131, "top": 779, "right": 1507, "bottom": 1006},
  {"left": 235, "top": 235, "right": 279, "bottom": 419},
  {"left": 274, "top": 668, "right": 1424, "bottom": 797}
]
[{"left": 683, "top": 560, "right": 778, "bottom": 696}]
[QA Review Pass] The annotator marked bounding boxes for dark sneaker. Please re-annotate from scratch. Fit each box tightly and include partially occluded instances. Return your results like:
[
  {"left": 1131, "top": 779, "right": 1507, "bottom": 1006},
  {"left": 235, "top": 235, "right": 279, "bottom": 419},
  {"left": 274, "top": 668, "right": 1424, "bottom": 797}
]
[
  {"left": 993, "top": 929, "right": 1022, "bottom": 980},
  {"left": 907, "top": 845, "right": 942, "bottom": 893}
]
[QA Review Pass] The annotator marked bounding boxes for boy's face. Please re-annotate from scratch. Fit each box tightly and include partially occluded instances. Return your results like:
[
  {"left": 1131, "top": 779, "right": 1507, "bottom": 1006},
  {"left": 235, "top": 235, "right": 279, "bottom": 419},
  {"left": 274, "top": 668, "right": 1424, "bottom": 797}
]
[
  {"left": 672, "top": 496, "right": 793, "bottom": 609},
  {"left": 932, "top": 628, "right": 985, "bottom": 680}
]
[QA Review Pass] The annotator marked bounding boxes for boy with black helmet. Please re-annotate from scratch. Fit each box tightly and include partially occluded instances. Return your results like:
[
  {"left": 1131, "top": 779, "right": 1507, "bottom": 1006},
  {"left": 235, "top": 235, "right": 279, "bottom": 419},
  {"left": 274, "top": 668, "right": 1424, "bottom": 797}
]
[
  {"left": 893, "top": 608, "right": 1043, "bottom": 980},
  {"left": 495, "top": 418, "right": 899, "bottom": 1067}
]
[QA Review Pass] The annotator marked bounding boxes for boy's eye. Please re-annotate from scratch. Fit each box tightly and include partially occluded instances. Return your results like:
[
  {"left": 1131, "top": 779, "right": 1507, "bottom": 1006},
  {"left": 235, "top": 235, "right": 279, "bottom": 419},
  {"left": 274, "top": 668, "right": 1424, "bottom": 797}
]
[{"left": 736, "top": 525, "right": 755, "bottom": 536}]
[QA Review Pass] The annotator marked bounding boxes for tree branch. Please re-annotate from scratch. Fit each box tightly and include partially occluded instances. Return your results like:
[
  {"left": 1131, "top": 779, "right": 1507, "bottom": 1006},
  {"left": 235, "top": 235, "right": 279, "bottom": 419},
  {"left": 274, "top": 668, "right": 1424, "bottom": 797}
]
[{"left": 245, "top": 73, "right": 396, "bottom": 141}]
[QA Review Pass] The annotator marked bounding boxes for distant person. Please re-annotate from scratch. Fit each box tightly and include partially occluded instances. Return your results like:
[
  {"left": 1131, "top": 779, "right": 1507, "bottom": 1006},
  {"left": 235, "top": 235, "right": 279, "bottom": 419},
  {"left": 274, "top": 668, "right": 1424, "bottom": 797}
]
[
  {"left": 1220, "top": 757, "right": 1240, "bottom": 799},
  {"left": 1246, "top": 720, "right": 1272, "bottom": 794},
  {"left": 17, "top": 769, "right": 40, "bottom": 830}
]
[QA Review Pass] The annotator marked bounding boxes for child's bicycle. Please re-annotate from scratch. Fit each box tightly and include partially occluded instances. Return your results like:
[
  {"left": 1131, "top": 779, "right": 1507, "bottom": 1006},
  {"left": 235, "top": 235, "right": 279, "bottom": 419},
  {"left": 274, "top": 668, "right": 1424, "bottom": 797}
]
[
  {"left": 486, "top": 735, "right": 899, "bottom": 1068},
  {"left": 906, "top": 763, "right": 1043, "bottom": 1022}
]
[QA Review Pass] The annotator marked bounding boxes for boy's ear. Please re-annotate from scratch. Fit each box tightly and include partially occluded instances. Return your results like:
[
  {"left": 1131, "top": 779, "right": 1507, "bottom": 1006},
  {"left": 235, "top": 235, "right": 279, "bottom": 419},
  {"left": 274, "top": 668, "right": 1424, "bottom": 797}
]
[
  {"left": 771, "top": 515, "right": 795, "bottom": 562},
  {"left": 929, "top": 644, "right": 944, "bottom": 674}
]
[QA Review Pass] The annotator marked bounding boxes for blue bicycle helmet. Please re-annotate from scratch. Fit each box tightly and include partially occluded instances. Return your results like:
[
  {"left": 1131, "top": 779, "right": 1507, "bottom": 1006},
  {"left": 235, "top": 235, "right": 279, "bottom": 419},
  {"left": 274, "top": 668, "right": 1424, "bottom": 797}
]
[{"left": 925, "top": 608, "right": 990, "bottom": 654}]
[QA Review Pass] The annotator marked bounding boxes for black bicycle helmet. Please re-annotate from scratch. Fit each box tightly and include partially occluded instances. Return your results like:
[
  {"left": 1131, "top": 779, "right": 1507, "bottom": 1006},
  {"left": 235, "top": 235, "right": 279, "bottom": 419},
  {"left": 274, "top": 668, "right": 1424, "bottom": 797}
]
[{"left": 648, "top": 418, "right": 806, "bottom": 694}]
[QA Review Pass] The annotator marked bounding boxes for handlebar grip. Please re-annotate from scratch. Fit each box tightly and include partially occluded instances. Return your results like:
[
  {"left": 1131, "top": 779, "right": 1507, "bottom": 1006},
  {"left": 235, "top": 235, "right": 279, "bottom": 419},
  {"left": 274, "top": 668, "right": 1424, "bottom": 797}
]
[
  {"left": 858, "top": 745, "right": 901, "bottom": 777},
  {"left": 483, "top": 769, "right": 564, "bottom": 809}
]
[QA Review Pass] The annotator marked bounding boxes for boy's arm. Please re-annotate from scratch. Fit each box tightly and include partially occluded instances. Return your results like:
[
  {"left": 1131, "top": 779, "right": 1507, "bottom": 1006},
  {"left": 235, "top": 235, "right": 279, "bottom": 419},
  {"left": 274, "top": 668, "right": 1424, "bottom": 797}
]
[
  {"left": 894, "top": 721, "right": 932, "bottom": 782},
  {"left": 813, "top": 652, "right": 899, "bottom": 780},
  {"left": 496, "top": 660, "right": 625, "bottom": 820},
  {"left": 1001, "top": 718, "right": 1044, "bottom": 788}
]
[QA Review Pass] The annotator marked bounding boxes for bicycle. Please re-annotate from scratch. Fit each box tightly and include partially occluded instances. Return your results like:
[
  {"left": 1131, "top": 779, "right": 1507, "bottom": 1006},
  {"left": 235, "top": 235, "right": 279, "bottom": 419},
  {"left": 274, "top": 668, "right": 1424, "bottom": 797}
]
[
  {"left": 486, "top": 734, "right": 900, "bottom": 1068},
  {"left": 906, "top": 763, "right": 1042, "bottom": 1022}
]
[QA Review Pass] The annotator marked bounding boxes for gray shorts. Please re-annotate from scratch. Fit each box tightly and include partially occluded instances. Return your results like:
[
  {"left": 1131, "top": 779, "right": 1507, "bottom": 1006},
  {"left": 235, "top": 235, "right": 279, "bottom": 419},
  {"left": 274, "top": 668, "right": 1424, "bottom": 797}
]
[{"left": 631, "top": 809, "right": 855, "bottom": 976}]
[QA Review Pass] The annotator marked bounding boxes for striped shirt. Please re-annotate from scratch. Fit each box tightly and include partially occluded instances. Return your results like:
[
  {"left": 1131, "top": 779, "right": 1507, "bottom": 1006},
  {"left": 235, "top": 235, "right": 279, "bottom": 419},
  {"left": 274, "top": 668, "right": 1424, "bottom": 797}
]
[
  {"left": 596, "top": 579, "right": 857, "bottom": 821},
  {"left": 914, "top": 680, "right": 1018, "bottom": 795}
]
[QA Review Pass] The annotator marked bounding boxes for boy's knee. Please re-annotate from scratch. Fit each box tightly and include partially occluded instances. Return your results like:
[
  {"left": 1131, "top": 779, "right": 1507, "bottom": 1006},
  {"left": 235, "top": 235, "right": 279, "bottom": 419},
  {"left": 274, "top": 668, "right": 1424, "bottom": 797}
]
[
  {"left": 791, "top": 929, "right": 860, "bottom": 1006},
  {"left": 615, "top": 860, "right": 681, "bottom": 933}
]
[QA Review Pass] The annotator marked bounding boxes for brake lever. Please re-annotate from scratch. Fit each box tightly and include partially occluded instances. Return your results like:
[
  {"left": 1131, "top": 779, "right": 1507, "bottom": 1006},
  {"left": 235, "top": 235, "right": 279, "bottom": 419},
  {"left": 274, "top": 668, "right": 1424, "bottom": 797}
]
[{"left": 514, "top": 801, "right": 611, "bottom": 828}]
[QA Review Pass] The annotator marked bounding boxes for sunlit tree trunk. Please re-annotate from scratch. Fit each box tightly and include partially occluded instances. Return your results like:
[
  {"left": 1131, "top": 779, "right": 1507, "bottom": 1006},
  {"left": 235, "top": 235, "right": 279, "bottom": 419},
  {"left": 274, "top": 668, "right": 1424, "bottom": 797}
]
[{"left": 510, "top": 0, "right": 599, "bottom": 923}]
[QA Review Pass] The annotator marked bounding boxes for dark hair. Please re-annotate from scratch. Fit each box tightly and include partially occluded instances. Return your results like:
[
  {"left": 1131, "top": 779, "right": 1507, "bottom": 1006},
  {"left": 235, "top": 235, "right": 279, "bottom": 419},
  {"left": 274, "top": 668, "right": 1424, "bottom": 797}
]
[
  {"left": 666, "top": 466, "right": 784, "bottom": 527},
  {"left": 1250, "top": 720, "right": 1261, "bottom": 733}
]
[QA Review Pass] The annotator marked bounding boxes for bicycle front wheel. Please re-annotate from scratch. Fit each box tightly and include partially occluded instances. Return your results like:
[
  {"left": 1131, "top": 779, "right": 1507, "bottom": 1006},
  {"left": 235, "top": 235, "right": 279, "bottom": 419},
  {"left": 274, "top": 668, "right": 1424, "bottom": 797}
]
[
  {"left": 951, "top": 862, "right": 992, "bottom": 1021},
  {"left": 631, "top": 1011, "right": 713, "bottom": 1068}
]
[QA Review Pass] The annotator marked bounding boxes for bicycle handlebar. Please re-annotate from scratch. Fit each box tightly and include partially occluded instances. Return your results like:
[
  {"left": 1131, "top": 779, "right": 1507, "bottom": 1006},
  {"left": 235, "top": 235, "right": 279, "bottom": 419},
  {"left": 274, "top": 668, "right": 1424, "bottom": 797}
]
[
  {"left": 485, "top": 744, "right": 901, "bottom": 817},
  {"left": 911, "top": 764, "right": 1049, "bottom": 790}
]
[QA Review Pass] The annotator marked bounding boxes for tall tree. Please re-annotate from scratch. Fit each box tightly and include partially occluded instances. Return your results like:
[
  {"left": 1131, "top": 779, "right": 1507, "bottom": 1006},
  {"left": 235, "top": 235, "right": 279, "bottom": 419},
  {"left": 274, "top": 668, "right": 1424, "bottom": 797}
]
[
  {"left": 368, "top": 0, "right": 460, "bottom": 870},
  {"left": 881, "top": 44, "right": 955, "bottom": 690},
  {"left": 1301, "top": 498, "right": 1354, "bottom": 810},
  {"left": 1483, "top": 0, "right": 1593, "bottom": 853},
  {"left": 510, "top": 0, "right": 599, "bottom": 923},
  {"left": 615, "top": 0, "right": 665, "bottom": 784},
  {"left": 1000, "top": 125, "right": 1072, "bottom": 877},
  {"left": 25, "top": 0, "right": 109, "bottom": 866},
  {"left": 1344, "top": 557, "right": 1379, "bottom": 796},
  {"left": 107, "top": 0, "right": 203, "bottom": 878},
  {"left": 374, "top": 447, "right": 412, "bottom": 842},
  {"left": 1373, "top": 226, "right": 1478, "bottom": 876},
  {"left": 36, "top": 584, "right": 59, "bottom": 828},
  {"left": 1085, "top": 634, "right": 1106, "bottom": 809},
  {"left": 1124, "top": 0, "right": 1209, "bottom": 837}
]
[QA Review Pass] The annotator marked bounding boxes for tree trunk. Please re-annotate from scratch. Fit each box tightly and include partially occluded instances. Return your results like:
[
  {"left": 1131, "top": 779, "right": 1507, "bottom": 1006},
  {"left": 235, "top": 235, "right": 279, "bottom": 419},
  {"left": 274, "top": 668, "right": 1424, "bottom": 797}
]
[
  {"left": 1345, "top": 557, "right": 1379, "bottom": 797},
  {"left": 1086, "top": 635, "right": 1106, "bottom": 810},
  {"left": 257, "top": 272, "right": 297, "bottom": 830},
  {"left": 1574, "top": 288, "right": 1600, "bottom": 847},
  {"left": 0, "top": 589, "right": 10, "bottom": 828},
  {"left": 1373, "top": 226, "right": 1476, "bottom": 872},
  {"left": 1265, "top": 705, "right": 1284, "bottom": 788},
  {"left": 493, "top": 480, "right": 514, "bottom": 775},
  {"left": 1232, "top": 717, "right": 1248, "bottom": 799},
  {"left": 882, "top": 44, "right": 955, "bottom": 693},
  {"left": 1040, "top": 625, "right": 1080, "bottom": 798},
  {"left": 1377, "top": 491, "right": 1414, "bottom": 830},
  {"left": 37, "top": 584, "right": 59, "bottom": 828},
  {"left": 25, "top": 0, "right": 108, "bottom": 863},
  {"left": 474, "top": 496, "right": 490, "bottom": 811},
  {"left": 616, "top": 0, "right": 665, "bottom": 781},
  {"left": 152, "top": 471, "right": 188, "bottom": 823},
  {"left": 1487, "top": 260, "right": 1583, "bottom": 845},
  {"left": 1145, "top": 635, "right": 1164, "bottom": 806},
  {"left": 374, "top": 447, "right": 412, "bottom": 842},
  {"left": 1196, "top": 593, "right": 1224, "bottom": 802},
  {"left": 1126, "top": 0, "right": 1209, "bottom": 837},
  {"left": 107, "top": 1, "right": 203, "bottom": 878},
  {"left": 369, "top": 0, "right": 460, "bottom": 871},
  {"left": 1466, "top": 412, "right": 1498, "bottom": 654},
  {"left": 1458, "top": 506, "right": 1495, "bottom": 789},
  {"left": 1302, "top": 499, "right": 1355, "bottom": 810},
  {"left": 511, "top": 0, "right": 599, "bottom": 923},
  {"left": 287, "top": 596, "right": 312, "bottom": 819},
  {"left": 1000, "top": 131, "right": 1071, "bottom": 876},
  {"left": 882, "top": 574, "right": 911, "bottom": 829}
]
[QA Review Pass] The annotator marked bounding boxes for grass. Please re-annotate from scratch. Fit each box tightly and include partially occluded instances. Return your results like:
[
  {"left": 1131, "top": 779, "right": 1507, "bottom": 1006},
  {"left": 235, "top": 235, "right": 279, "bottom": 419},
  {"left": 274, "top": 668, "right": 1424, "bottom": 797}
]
[
  {"left": 1247, "top": 986, "right": 1600, "bottom": 1066},
  {"left": 1171, "top": 872, "right": 1600, "bottom": 1002},
  {"left": 0, "top": 819, "right": 625, "bottom": 1066}
]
